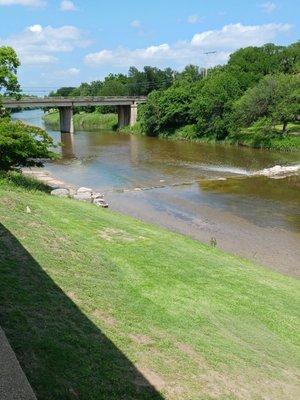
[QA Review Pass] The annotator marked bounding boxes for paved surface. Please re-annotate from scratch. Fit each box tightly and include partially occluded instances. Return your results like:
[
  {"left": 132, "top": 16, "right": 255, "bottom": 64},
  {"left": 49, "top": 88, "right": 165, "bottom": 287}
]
[{"left": 0, "top": 327, "right": 37, "bottom": 400}]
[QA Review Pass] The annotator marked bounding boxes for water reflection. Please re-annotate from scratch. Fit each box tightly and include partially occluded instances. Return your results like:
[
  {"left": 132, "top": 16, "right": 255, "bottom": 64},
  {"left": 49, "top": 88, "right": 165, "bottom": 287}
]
[
  {"left": 199, "top": 176, "right": 300, "bottom": 205},
  {"left": 61, "top": 132, "right": 76, "bottom": 159}
]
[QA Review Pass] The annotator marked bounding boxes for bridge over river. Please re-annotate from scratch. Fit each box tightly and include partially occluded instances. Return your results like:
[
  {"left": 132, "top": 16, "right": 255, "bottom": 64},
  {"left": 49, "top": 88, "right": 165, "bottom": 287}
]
[{"left": 3, "top": 96, "right": 147, "bottom": 133}]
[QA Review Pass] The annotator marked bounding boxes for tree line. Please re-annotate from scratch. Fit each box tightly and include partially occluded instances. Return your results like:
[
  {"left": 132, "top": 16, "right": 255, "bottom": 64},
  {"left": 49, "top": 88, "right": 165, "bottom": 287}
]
[
  {"left": 50, "top": 42, "right": 300, "bottom": 147},
  {"left": 141, "top": 42, "right": 299, "bottom": 143}
]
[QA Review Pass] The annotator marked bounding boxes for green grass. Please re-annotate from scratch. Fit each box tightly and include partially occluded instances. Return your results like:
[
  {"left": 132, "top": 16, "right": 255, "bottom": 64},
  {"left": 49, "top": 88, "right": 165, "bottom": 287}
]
[
  {"left": 44, "top": 111, "right": 118, "bottom": 130},
  {"left": 1, "top": 173, "right": 299, "bottom": 399},
  {"left": 228, "top": 130, "right": 300, "bottom": 152},
  {"left": 275, "top": 121, "right": 300, "bottom": 135}
]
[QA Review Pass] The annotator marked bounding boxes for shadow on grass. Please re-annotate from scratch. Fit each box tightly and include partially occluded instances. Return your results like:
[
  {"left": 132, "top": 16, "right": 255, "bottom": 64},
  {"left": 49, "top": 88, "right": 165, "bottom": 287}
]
[
  {"left": 0, "top": 171, "right": 50, "bottom": 193},
  {"left": 0, "top": 223, "right": 164, "bottom": 400}
]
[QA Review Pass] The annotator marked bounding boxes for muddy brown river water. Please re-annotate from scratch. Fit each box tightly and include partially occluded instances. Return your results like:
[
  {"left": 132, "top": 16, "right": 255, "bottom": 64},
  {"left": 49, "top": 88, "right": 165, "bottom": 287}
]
[{"left": 13, "top": 110, "right": 300, "bottom": 277}]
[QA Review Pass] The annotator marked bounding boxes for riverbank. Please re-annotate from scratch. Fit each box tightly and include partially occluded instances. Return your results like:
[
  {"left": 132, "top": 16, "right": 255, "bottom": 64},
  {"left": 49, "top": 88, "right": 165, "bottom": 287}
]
[
  {"left": 158, "top": 124, "right": 300, "bottom": 152},
  {"left": 1, "top": 172, "right": 299, "bottom": 399},
  {"left": 227, "top": 127, "right": 300, "bottom": 152},
  {"left": 43, "top": 111, "right": 300, "bottom": 151},
  {"left": 17, "top": 165, "right": 300, "bottom": 277}
]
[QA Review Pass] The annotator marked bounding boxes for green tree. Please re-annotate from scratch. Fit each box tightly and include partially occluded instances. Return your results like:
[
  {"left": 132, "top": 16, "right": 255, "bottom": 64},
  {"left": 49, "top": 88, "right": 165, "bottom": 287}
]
[
  {"left": 191, "top": 71, "right": 242, "bottom": 139},
  {"left": 0, "top": 120, "right": 57, "bottom": 170},
  {"left": 141, "top": 81, "right": 198, "bottom": 136},
  {"left": 128, "top": 66, "right": 174, "bottom": 95},
  {"left": 227, "top": 42, "right": 300, "bottom": 90},
  {"left": 233, "top": 74, "right": 300, "bottom": 134},
  {"left": 0, "top": 46, "right": 57, "bottom": 170},
  {"left": 178, "top": 65, "right": 203, "bottom": 83},
  {"left": 0, "top": 46, "right": 20, "bottom": 95},
  {"left": 0, "top": 46, "right": 21, "bottom": 116},
  {"left": 49, "top": 87, "right": 76, "bottom": 97}
]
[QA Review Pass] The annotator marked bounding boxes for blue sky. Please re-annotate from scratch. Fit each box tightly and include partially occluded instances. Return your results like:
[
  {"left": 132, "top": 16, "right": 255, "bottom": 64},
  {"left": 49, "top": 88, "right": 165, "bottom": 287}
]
[{"left": 0, "top": 0, "right": 299, "bottom": 93}]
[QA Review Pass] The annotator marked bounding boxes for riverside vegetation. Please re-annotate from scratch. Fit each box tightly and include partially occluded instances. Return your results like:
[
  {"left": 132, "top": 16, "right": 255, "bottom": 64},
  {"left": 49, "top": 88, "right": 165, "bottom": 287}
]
[
  {"left": 44, "top": 110, "right": 117, "bottom": 130},
  {"left": 45, "top": 41, "right": 300, "bottom": 151}
]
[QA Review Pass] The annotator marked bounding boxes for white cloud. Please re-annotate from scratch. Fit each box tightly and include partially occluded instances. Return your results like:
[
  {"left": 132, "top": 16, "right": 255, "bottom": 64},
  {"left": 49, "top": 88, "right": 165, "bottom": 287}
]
[
  {"left": 0, "top": 24, "right": 90, "bottom": 65},
  {"left": 28, "top": 24, "right": 43, "bottom": 33},
  {"left": 0, "top": 0, "right": 46, "bottom": 6},
  {"left": 60, "top": 0, "right": 76, "bottom": 11},
  {"left": 66, "top": 67, "right": 80, "bottom": 75},
  {"left": 187, "top": 15, "right": 200, "bottom": 24},
  {"left": 260, "top": 2, "right": 277, "bottom": 13},
  {"left": 42, "top": 67, "right": 80, "bottom": 78},
  {"left": 39, "top": 67, "right": 80, "bottom": 86},
  {"left": 131, "top": 20, "right": 141, "bottom": 28},
  {"left": 85, "top": 23, "right": 291, "bottom": 69},
  {"left": 191, "top": 23, "right": 290, "bottom": 49}
]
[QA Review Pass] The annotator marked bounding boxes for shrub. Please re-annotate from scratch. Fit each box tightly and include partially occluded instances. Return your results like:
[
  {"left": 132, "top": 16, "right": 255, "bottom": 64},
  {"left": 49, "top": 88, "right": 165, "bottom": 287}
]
[{"left": 0, "top": 119, "right": 57, "bottom": 171}]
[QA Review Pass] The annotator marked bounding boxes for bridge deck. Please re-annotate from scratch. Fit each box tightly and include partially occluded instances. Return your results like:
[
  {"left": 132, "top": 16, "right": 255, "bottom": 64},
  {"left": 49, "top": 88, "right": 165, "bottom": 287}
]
[{"left": 3, "top": 96, "right": 147, "bottom": 109}]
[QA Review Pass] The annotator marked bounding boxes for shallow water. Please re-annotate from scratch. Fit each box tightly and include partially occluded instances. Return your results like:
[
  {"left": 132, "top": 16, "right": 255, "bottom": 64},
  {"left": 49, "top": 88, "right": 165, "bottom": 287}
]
[{"left": 13, "top": 109, "right": 300, "bottom": 276}]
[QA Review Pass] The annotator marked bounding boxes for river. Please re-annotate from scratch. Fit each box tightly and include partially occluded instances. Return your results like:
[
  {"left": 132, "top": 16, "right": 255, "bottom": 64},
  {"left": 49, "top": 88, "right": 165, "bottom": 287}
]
[{"left": 13, "top": 109, "right": 300, "bottom": 277}]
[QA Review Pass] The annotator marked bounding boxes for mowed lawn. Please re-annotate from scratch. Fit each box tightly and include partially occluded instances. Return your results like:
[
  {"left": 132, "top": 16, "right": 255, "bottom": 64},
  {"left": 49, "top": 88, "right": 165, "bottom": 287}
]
[{"left": 0, "top": 175, "right": 299, "bottom": 400}]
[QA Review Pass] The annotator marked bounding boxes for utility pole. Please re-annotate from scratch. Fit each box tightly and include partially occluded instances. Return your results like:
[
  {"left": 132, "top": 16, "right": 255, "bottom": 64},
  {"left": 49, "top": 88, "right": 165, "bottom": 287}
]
[{"left": 204, "top": 51, "right": 217, "bottom": 77}]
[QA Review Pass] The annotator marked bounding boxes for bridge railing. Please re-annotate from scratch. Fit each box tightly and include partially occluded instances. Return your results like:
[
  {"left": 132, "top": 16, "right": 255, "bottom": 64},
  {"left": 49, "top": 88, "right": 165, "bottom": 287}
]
[{"left": 3, "top": 96, "right": 147, "bottom": 102}]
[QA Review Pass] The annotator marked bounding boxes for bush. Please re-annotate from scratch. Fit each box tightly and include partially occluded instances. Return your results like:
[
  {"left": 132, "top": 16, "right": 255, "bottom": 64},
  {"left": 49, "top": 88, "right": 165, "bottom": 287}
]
[
  {"left": 172, "top": 124, "right": 198, "bottom": 140},
  {"left": 0, "top": 119, "right": 57, "bottom": 171}
]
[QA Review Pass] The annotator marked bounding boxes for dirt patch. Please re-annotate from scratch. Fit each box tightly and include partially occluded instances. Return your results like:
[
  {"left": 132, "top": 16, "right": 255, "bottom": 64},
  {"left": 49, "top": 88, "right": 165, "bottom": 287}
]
[
  {"left": 92, "top": 309, "right": 117, "bottom": 327},
  {"left": 27, "top": 221, "right": 43, "bottom": 229},
  {"left": 175, "top": 342, "right": 300, "bottom": 400},
  {"left": 134, "top": 365, "right": 165, "bottom": 391},
  {"left": 129, "top": 334, "right": 154, "bottom": 345},
  {"left": 0, "top": 197, "right": 17, "bottom": 209},
  {"left": 98, "top": 228, "right": 144, "bottom": 243},
  {"left": 66, "top": 291, "right": 80, "bottom": 303},
  {"left": 176, "top": 342, "right": 198, "bottom": 359}
]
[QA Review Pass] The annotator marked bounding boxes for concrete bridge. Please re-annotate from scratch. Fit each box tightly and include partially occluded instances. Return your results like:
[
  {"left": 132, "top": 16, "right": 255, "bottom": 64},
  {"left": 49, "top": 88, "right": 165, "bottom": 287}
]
[{"left": 3, "top": 96, "right": 147, "bottom": 133}]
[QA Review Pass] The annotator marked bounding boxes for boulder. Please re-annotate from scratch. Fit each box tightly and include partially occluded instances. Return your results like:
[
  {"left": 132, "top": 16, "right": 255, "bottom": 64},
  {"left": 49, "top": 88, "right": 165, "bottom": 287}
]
[
  {"left": 73, "top": 192, "right": 92, "bottom": 202},
  {"left": 77, "top": 187, "right": 93, "bottom": 194},
  {"left": 93, "top": 198, "right": 109, "bottom": 208},
  {"left": 51, "top": 188, "right": 70, "bottom": 197},
  {"left": 92, "top": 192, "right": 104, "bottom": 199}
]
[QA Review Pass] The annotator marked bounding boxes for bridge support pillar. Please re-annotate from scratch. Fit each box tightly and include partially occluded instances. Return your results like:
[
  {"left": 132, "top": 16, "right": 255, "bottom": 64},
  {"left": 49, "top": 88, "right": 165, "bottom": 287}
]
[
  {"left": 59, "top": 107, "right": 74, "bottom": 133},
  {"left": 117, "top": 105, "right": 130, "bottom": 129},
  {"left": 118, "top": 102, "right": 138, "bottom": 129},
  {"left": 130, "top": 101, "right": 138, "bottom": 127}
]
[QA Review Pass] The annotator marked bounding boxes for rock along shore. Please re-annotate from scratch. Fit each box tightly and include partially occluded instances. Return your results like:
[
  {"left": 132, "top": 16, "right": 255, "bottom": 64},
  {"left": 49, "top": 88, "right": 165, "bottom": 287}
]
[{"left": 22, "top": 168, "right": 109, "bottom": 208}]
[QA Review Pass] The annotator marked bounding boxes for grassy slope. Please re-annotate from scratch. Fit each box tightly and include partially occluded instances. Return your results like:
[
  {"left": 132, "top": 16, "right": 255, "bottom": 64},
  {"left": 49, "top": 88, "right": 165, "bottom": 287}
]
[
  {"left": 0, "top": 175, "right": 299, "bottom": 400},
  {"left": 44, "top": 111, "right": 117, "bottom": 130}
]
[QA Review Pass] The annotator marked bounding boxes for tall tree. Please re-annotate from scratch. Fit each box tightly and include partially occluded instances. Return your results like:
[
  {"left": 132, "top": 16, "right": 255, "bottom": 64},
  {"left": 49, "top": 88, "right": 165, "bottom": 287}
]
[
  {"left": 233, "top": 74, "right": 300, "bottom": 134},
  {"left": 0, "top": 46, "right": 20, "bottom": 95},
  {"left": 191, "top": 71, "right": 242, "bottom": 139},
  {"left": 0, "top": 46, "right": 57, "bottom": 170}
]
